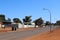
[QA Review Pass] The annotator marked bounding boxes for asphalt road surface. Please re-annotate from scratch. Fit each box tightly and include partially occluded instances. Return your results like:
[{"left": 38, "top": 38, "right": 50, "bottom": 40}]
[{"left": 0, "top": 25, "right": 60, "bottom": 40}]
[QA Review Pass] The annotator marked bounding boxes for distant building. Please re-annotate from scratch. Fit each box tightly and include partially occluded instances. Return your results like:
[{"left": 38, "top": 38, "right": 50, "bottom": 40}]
[
  {"left": 0, "top": 14, "right": 11, "bottom": 28},
  {"left": 12, "top": 22, "right": 35, "bottom": 28},
  {"left": 23, "top": 22, "right": 35, "bottom": 28}
]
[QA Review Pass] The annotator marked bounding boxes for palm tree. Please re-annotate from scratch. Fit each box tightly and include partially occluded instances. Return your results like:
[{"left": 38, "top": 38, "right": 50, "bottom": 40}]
[{"left": 23, "top": 16, "right": 32, "bottom": 25}]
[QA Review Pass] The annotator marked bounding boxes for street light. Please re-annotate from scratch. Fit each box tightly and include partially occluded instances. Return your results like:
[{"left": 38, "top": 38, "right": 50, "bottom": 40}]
[{"left": 43, "top": 8, "right": 52, "bottom": 32}]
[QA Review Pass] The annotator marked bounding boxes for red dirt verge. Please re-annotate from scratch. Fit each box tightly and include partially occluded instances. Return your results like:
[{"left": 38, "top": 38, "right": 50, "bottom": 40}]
[{"left": 24, "top": 28, "right": 60, "bottom": 40}]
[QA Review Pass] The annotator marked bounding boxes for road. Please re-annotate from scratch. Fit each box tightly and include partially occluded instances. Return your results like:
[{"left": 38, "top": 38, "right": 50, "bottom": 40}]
[{"left": 0, "top": 26, "right": 60, "bottom": 40}]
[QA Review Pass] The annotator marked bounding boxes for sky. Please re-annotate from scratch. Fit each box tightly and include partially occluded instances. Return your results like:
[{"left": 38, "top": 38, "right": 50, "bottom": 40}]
[{"left": 0, "top": 0, "right": 60, "bottom": 23}]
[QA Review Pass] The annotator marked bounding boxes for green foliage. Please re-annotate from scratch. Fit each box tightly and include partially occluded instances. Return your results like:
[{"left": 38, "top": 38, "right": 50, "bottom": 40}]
[
  {"left": 55, "top": 20, "right": 60, "bottom": 25},
  {"left": 0, "top": 14, "right": 5, "bottom": 22},
  {"left": 33, "top": 18, "right": 44, "bottom": 27},
  {"left": 23, "top": 16, "right": 31, "bottom": 22},
  {"left": 23, "top": 16, "right": 32, "bottom": 25},
  {"left": 45, "top": 21, "right": 51, "bottom": 25},
  {"left": 7, "top": 18, "right": 11, "bottom": 22},
  {"left": 13, "top": 18, "right": 22, "bottom": 24}
]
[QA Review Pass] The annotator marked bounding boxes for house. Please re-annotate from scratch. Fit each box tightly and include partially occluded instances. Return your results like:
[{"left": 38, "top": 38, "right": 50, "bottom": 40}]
[
  {"left": 23, "top": 22, "right": 35, "bottom": 28},
  {"left": 12, "top": 22, "right": 35, "bottom": 28},
  {"left": 0, "top": 14, "right": 12, "bottom": 28}
]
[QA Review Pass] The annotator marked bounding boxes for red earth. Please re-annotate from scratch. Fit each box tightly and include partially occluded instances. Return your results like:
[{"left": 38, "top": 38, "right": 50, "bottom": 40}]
[{"left": 24, "top": 28, "right": 60, "bottom": 40}]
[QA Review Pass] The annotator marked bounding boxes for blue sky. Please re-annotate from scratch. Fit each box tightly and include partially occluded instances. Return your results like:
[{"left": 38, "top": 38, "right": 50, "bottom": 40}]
[{"left": 0, "top": 0, "right": 60, "bottom": 23}]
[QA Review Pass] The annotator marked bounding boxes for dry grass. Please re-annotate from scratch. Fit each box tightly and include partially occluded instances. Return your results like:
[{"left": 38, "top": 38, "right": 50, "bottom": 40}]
[
  {"left": 0, "top": 27, "right": 38, "bottom": 32},
  {"left": 0, "top": 27, "right": 12, "bottom": 32}
]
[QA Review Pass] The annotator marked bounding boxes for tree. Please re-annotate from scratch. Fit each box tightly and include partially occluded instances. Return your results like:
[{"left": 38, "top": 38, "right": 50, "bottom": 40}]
[
  {"left": 55, "top": 20, "right": 60, "bottom": 25},
  {"left": 0, "top": 14, "right": 5, "bottom": 22},
  {"left": 37, "top": 18, "right": 44, "bottom": 27},
  {"left": 23, "top": 16, "right": 32, "bottom": 25},
  {"left": 7, "top": 18, "right": 11, "bottom": 22},
  {"left": 45, "top": 21, "right": 51, "bottom": 25},
  {"left": 33, "top": 18, "right": 44, "bottom": 27},
  {"left": 13, "top": 18, "right": 22, "bottom": 24}
]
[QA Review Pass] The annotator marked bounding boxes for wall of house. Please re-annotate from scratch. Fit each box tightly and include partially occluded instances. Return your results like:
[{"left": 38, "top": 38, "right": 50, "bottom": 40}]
[
  {"left": 18, "top": 23, "right": 24, "bottom": 28},
  {"left": 12, "top": 22, "right": 35, "bottom": 28},
  {"left": 23, "top": 23, "right": 35, "bottom": 28}
]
